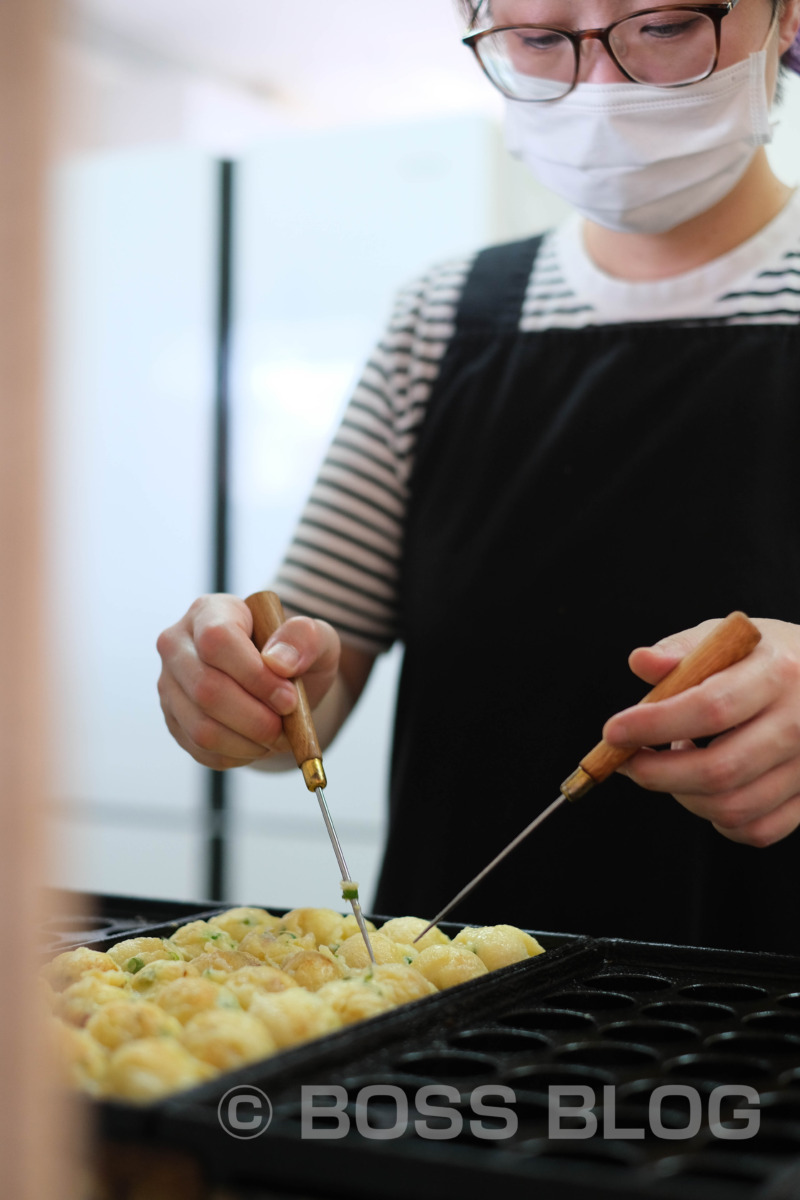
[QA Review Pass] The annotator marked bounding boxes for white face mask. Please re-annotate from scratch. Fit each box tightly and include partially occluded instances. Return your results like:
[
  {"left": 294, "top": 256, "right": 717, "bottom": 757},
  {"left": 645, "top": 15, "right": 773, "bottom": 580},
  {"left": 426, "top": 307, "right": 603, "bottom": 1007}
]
[{"left": 504, "top": 51, "right": 774, "bottom": 234}]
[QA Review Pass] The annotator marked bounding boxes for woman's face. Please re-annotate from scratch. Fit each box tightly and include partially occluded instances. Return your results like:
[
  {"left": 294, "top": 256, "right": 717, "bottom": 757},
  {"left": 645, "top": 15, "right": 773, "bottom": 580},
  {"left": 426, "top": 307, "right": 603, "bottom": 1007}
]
[{"left": 485, "top": 0, "right": 799, "bottom": 91}]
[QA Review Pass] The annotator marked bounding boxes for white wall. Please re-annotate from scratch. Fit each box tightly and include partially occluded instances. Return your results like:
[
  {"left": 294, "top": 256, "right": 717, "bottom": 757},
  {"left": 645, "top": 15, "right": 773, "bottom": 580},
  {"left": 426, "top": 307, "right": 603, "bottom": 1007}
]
[{"left": 47, "top": 147, "right": 218, "bottom": 898}]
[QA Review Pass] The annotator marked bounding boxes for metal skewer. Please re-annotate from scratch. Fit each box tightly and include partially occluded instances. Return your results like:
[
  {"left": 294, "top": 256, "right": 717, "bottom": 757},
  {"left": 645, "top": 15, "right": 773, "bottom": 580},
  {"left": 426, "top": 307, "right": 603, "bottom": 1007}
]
[
  {"left": 413, "top": 612, "right": 763, "bottom": 945},
  {"left": 314, "top": 783, "right": 376, "bottom": 961},
  {"left": 245, "top": 590, "right": 376, "bottom": 964},
  {"left": 412, "top": 795, "right": 567, "bottom": 943}
]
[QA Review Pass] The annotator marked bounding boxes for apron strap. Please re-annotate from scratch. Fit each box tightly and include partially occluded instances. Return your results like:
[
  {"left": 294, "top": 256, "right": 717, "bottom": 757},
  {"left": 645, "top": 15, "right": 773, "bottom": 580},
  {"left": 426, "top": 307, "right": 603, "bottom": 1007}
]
[{"left": 455, "top": 234, "right": 545, "bottom": 336}]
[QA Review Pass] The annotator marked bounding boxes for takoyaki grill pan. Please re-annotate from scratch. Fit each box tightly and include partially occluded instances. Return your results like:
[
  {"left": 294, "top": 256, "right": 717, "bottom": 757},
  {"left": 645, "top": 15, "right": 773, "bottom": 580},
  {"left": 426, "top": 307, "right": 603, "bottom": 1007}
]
[{"left": 54, "top": 894, "right": 800, "bottom": 1200}]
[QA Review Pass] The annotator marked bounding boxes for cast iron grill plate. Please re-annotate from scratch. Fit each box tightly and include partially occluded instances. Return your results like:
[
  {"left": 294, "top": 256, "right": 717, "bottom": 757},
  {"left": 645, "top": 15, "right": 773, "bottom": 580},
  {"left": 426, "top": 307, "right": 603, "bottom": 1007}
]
[{"left": 53, "top": 894, "right": 800, "bottom": 1200}]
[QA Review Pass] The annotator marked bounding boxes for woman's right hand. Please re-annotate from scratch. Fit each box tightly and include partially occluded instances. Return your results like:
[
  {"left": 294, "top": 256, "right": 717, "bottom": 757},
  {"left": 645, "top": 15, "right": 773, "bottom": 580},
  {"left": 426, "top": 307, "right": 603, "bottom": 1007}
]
[{"left": 156, "top": 593, "right": 342, "bottom": 770}]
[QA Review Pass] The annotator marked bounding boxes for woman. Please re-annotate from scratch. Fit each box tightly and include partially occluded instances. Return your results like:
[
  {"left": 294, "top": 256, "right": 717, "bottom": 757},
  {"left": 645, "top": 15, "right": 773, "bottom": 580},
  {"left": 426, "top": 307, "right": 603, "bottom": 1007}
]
[{"left": 158, "top": 0, "right": 800, "bottom": 952}]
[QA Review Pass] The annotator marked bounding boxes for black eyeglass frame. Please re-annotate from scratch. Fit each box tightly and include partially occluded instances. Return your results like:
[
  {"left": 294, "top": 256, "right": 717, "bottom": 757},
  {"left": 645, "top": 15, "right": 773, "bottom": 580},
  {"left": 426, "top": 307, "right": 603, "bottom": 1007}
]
[{"left": 462, "top": 0, "right": 740, "bottom": 100}]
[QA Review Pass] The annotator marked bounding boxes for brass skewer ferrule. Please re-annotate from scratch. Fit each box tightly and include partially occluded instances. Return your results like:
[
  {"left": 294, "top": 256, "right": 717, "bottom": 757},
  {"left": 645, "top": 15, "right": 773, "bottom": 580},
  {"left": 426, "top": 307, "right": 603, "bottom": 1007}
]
[
  {"left": 301, "top": 757, "right": 327, "bottom": 792},
  {"left": 560, "top": 766, "right": 596, "bottom": 802}
]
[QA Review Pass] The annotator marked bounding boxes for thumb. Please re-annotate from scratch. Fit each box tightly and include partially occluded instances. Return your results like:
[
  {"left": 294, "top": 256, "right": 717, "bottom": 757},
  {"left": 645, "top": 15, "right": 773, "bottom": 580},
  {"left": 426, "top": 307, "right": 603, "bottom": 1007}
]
[{"left": 627, "top": 619, "right": 721, "bottom": 687}]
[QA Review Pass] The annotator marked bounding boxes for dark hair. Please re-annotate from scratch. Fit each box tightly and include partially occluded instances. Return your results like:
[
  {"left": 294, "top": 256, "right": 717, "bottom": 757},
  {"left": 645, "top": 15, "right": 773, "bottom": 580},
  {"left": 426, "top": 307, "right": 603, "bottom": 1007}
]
[{"left": 457, "top": 0, "right": 800, "bottom": 73}]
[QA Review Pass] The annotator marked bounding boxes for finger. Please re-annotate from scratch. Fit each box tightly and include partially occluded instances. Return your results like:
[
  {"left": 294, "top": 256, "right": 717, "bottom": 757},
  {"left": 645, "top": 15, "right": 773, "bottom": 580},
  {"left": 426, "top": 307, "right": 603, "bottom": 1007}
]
[
  {"left": 671, "top": 747, "right": 800, "bottom": 827},
  {"left": 170, "top": 622, "right": 297, "bottom": 717},
  {"left": 620, "top": 703, "right": 800, "bottom": 798},
  {"left": 190, "top": 601, "right": 296, "bottom": 708},
  {"left": 619, "top": 740, "right": 800, "bottom": 840},
  {"left": 161, "top": 705, "right": 267, "bottom": 772},
  {"left": 260, "top": 616, "right": 340, "bottom": 680},
  {"left": 712, "top": 791, "right": 800, "bottom": 849},
  {"left": 616, "top": 739, "right": 696, "bottom": 782},
  {"left": 165, "top": 643, "right": 293, "bottom": 740},
  {"left": 603, "top": 642, "right": 778, "bottom": 750},
  {"left": 626, "top": 619, "right": 721, "bottom": 687},
  {"left": 162, "top": 673, "right": 277, "bottom": 763}
]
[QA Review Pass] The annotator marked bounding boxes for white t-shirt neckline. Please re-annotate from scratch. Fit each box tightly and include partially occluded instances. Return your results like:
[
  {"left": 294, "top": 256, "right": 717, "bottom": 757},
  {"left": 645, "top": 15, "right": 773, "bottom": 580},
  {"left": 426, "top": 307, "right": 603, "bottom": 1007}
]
[{"left": 553, "top": 188, "right": 800, "bottom": 323}]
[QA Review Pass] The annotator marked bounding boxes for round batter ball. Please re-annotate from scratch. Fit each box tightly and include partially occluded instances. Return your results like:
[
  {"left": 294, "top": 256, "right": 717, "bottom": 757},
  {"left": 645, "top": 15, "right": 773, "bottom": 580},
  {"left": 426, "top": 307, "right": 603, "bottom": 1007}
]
[
  {"left": 168, "top": 920, "right": 238, "bottom": 959},
  {"left": 181, "top": 1009, "right": 277, "bottom": 1071},
  {"left": 207, "top": 906, "right": 282, "bottom": 942},
  {"left": 107, "top": 937, "right": 186, "bottom": 973},
  {"left": 56, "top": 972, "right": 129, "bottom": 1027},
  {"left": 156, "top": 977, "right": 240, "bottom": 1025},
  {"left": 248, "top": 989, "right": 341, "bottom": 1049},
  {"left": 42, "top": 948, "right": 123, "bottom": 992},
  {"left": 453, "top": 925, "right": 544, "bottom": 970},
  {"left": 223, "top": 965, "right": 299, "bottom": 1010},
  {"left": 103, "top": 1037, "right": 214, "bottom": 1101},
  {"left": 378, "top": 917, "right": 451, "bottom": 951},
  {"left": 337, "top": 933, "right": 418, "bottom": 971},
  {"left": 87, "top": 1000, "right": 183, "bottom": 1050},
  {"left": 281, "top": 949, "right": 345, "bottom": 991},
  {"left": 414, "top": 945, "right": 489, "bottom": 989},
  {"left": 315, "top": 978, "right": 395, "bottom": 1025}
]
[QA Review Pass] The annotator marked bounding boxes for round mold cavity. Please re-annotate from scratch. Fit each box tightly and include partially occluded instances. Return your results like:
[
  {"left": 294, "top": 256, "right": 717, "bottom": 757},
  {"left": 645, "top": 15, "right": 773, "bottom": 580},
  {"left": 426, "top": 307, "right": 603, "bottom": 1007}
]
[
  {"left": 585, "top": 972, "right": 672, "bottom": 993},
  {"left": 704, "top": 1030, "right": 800, "bottom": 1057},
  {"left": 349, "top": 1089, "right": 426, "bottom": 1136},
  {"left": 391, "top": 1049, "right": 498, "bottom": 1082},
  {"left": 641, "top": 999, "right": 735, "bottom": 1024},
  {"left": 506, "top": 1091, "right": 552, "bottom": 1127},
  {"left": 678, "top": 982, "right": 768, "bottom": 1003},
  {"left": 599, "top": 1100, "right": 697, "bottom": 1141},
  {"left": 499, "top": 1008, "right": 595, "bottom": 1034},
  {"left": 448, "top": 1028, "right": 550, "bottom": 1055},
  {"left": 776, "top": 993, "right": 800, "bottom": 1011},
  {"left": 653, "top": 1152, "right": 770, "bottom": 1185},
  {"left": 617, "top": 1075, "right": 717, "bottom": 1107},
  {"left": 778, "top": 1065, "right": 800, "bottom": 1089},
  {"left": 544, "top": 989, "right": 636, "bottom": 1012},
  {"left": 705, "top": 1126, "right": 800, "bottom": 1157},
  {"left": 663, "top": 1052, "right": 773, "bottom": 1084},
  {"left": 339, "top": 1073, "right": 436, "bottom": 1101},
  {"left": 446, "top": 1102, "right": 520, "bottom": 1148},
  {"left": 553, "top": 1040, "right": 659, "bottom": 1070},
  {"left": 503, "top": 1062, "right": 614, "bottom": 1093},
  {"left": 758, "top": 1092, "right": 800, "bottom": 1123},
  {"left": 601, "top": 1019, "right": 699, "bottom": 1047},
  {"left": 518, "top": 1135, "right": 642, "bottom": 1166},
  {"left": 743, "top": 1010, "right": 800, "bottom": 1035}
]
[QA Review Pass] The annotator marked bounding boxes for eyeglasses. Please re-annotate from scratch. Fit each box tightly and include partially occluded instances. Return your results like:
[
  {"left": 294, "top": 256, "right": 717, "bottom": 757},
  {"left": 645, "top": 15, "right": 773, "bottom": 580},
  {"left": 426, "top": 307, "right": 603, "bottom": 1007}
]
[{"left": 463, "top": 1, "right": 740, "bottom": 101}]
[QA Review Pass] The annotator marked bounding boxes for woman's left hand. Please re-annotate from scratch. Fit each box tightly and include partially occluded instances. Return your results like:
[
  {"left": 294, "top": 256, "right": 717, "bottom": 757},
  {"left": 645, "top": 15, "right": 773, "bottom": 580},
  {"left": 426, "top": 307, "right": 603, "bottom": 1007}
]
[{"left": 602, "top": 617, "right": 800, "bottom": 847}]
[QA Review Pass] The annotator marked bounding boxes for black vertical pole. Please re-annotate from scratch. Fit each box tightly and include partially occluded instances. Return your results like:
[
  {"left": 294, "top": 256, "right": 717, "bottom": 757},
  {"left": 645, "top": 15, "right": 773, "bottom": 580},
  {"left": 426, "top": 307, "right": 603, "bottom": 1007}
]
[{"left": 206, "top": 159, "right": 235, "bottom": 901}]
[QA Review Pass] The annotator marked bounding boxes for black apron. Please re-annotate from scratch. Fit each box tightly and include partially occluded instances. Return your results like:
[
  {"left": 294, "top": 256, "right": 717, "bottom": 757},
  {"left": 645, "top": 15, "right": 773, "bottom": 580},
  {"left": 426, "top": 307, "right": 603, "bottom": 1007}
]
[{"left": 374, "top": 234, "right": 800, "bottom": 955}]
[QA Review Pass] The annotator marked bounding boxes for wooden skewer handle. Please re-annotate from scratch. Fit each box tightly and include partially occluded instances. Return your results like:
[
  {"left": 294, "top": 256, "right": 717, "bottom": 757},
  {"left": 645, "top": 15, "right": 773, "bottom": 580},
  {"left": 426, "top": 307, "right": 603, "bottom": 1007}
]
[
  {"left": 245, "top": 590, "right": 322, "bottom": 773},
  {"left": 577, "top": 611, "right": 762, "bottom": 788}
]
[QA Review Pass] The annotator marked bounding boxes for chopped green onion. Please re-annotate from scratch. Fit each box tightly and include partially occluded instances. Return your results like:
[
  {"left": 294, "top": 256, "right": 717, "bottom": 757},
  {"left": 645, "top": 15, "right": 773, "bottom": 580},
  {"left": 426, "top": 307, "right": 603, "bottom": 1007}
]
[{"left": 126, "top": 956, "right": 145, "bottom": 974}]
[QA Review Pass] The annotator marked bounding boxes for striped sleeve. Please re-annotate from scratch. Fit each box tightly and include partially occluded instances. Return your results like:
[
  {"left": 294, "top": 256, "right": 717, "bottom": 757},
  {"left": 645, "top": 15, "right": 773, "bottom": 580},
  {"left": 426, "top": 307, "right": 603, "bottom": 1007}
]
[{"left": 274, "top": 253, "right": 474, "bottom": 655}]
